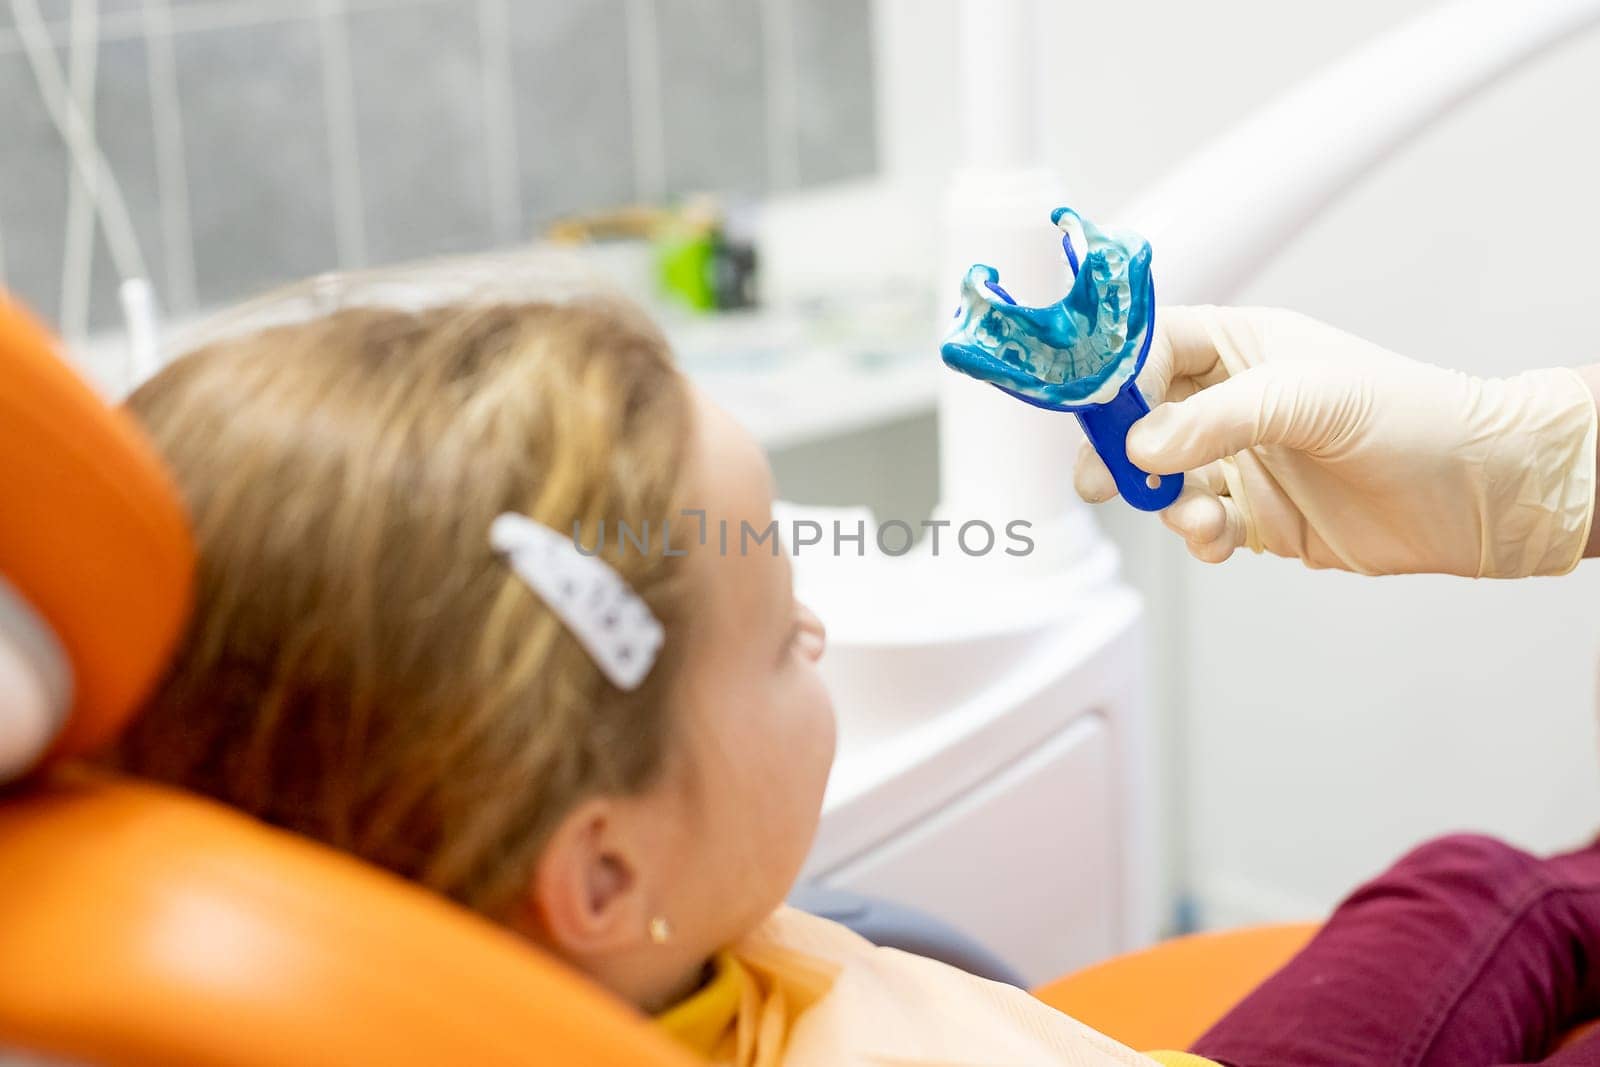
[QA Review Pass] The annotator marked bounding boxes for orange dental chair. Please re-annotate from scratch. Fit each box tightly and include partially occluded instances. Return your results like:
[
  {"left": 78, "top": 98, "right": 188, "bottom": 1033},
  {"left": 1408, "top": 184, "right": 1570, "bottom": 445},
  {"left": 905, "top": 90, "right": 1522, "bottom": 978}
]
[
  {"left": 0, "top": 293, "right": 1307, "bottom": 1064},
  {"left": 0, "top": 297, "right": 700, "bottom": 1066}
]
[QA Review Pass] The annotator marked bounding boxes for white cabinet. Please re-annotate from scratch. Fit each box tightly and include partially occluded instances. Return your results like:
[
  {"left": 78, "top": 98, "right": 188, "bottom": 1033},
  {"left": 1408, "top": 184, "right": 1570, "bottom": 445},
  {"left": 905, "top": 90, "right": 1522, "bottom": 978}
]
[
  {"left": 802, "top": 584, "right": 1154, "bottom": 987},
  {"left": 817, "top": 715, "right": 1117, "bottom": 986}
]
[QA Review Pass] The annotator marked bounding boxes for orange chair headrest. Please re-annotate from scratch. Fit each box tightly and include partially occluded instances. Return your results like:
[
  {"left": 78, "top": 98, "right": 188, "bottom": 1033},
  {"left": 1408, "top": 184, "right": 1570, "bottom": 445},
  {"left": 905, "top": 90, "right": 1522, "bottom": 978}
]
[
  {"left": 0, "top": 776, "right": 699, "bottom": 1066},
  {"left": 0, "top": 295, "right": 194, "bottom": 775}
]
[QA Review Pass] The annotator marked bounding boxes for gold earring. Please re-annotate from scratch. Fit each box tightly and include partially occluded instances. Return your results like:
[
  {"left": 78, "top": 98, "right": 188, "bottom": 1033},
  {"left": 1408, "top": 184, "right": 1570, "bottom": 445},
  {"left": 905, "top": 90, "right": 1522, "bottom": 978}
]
[{"left": 648, "top": 915, "right": 673, "bottom": 945}]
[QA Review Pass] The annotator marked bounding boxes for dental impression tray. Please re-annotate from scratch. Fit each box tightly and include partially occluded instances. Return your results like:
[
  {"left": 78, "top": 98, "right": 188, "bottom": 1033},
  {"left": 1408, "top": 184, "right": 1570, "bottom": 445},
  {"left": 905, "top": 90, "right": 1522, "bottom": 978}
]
[{"left": 940, "top": 207, "right": 1182, "bottom": 512}]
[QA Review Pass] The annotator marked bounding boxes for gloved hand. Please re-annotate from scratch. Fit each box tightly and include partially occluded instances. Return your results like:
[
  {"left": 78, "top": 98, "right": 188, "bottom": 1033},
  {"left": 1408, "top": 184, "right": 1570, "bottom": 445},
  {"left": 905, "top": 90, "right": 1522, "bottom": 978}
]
[{"left": 1074, "top": 305, "right": 1599, "bottom": 577}]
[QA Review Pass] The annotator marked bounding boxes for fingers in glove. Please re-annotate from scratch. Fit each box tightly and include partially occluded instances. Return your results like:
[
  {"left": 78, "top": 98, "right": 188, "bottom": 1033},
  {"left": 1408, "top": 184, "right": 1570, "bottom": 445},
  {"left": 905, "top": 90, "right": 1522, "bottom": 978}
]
[
  {"left": 1134, "top": 306, "right": 1223, "bottom": 406},
  {"left": 1145, "top": 305, "right": 1233, "bottom": 404},
  {"left": 1074, "top": 441, "right": 1119, "bottom": 504},
  {"left": 1190, "top": 493, "right": 1249, "bottom": 564},
  {"left": 1160, "top": 479, "right": 1227, "bottom": 543},
  {"left": 1075, "top": 438, "right": 1231, "bottom": 508},
  {"left": 1126, "top": 363, "right": 1337, "bottom": 475},
  {"left": 1157, "top": 468, "right": 1249, "bottom": 564}
]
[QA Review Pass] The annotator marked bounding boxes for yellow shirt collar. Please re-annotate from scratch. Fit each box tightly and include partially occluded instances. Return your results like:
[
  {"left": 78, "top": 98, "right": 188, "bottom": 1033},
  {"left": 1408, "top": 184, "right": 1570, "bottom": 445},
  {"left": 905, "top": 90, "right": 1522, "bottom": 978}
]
[{"left": 657, "top": 952, "right": 745, "bottom": 1059}]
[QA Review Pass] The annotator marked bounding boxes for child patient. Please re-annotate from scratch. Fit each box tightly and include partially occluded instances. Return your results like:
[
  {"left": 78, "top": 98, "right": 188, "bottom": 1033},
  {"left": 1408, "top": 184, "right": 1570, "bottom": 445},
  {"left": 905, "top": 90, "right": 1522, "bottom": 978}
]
[{"left": 112, "top": 280, "right": 1600, "bottom": 1066}]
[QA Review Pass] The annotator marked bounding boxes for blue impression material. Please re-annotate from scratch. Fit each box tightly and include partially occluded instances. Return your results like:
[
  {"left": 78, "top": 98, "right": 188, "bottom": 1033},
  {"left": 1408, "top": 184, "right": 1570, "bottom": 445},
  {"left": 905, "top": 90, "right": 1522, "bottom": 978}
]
[{"left": 940, "top": 206, "right": 1182, "bottom": 512}]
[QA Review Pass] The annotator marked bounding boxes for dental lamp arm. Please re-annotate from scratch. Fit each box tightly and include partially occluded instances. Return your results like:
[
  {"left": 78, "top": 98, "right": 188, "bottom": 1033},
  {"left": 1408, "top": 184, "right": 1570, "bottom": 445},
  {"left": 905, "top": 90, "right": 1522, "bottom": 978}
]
[{"left": 1117, "top": 0, "right": 1600, "bottom": 307}]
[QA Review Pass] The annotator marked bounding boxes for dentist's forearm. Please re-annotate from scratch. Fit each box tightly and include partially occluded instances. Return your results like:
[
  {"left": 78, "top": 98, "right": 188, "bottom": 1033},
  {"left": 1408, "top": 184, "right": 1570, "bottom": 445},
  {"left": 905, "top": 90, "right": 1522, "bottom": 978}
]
[{"left": 1582, "top": 365, "right": 1600, "bottom": 559}]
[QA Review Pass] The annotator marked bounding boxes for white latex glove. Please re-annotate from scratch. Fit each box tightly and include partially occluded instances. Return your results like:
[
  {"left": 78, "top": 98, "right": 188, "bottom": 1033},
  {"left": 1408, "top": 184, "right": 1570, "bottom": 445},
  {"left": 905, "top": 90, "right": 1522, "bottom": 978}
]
[{"left": 1074, "top": 305, "right": 1599, "bottom": 578}]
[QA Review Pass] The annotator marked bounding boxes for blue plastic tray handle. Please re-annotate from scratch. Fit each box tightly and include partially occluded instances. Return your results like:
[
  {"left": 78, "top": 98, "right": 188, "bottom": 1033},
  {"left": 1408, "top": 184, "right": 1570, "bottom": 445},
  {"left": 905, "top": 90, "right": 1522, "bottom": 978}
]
[{"left": 1075, "top": 382, "right": 1183, "bottom": 512}]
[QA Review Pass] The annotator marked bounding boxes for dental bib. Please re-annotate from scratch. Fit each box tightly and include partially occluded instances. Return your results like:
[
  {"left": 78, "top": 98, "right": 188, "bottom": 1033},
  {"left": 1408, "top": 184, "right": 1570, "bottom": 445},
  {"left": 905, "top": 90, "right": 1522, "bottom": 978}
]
[{"left": 940, "top": 207, "right": 1182, "bottom": 511}]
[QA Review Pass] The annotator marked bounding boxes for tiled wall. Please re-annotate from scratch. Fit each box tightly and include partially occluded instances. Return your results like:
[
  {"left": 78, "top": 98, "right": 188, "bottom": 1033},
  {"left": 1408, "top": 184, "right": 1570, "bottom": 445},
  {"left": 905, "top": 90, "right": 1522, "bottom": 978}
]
[{"left": 0, "top": 0, "right": 877, "bottom": 334}]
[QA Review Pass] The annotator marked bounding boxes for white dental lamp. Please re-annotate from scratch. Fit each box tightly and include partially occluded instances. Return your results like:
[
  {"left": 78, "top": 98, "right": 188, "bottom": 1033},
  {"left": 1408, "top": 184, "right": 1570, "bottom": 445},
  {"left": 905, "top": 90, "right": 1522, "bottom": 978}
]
[{"left": 934, "top": 0, "right": 1107, "bottom": 577}]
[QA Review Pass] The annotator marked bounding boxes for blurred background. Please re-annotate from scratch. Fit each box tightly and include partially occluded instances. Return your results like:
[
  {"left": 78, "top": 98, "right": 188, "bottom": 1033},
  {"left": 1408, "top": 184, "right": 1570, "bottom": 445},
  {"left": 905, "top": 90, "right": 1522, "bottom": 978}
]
[
  {"left": 6, "top": 0, "right": 1600, "bottom": 949},
  {"left": 0, "top": 0, "right": 876, "bottom": 330}
]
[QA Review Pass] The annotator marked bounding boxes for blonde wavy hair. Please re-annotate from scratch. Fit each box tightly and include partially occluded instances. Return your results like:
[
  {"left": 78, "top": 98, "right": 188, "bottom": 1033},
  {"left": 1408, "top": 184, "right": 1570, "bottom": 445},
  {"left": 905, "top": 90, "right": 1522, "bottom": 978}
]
[{"left": 113, "top": 280, "right": 698, "bottom": 918}]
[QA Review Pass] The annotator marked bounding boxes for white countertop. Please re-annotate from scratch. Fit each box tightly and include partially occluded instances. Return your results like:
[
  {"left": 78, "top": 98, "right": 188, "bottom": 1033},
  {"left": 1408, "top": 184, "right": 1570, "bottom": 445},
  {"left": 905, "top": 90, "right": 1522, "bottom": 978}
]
[{"left": 66, "top": 296, "right": 944, "bottom": 453}]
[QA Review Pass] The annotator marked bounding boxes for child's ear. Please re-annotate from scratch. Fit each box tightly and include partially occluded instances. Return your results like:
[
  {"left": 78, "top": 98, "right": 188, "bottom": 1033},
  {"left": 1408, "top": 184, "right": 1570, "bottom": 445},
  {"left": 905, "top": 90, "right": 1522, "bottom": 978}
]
[{"left": 526, "top": 796, "right": 650, "bottom": 958}]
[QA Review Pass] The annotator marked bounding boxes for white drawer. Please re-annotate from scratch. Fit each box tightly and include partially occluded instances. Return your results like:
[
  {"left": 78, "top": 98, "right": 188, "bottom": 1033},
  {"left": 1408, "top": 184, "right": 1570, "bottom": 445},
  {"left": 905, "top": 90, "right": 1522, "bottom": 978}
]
[{"left": 813, "top": 714, "right": 1116, "bottom": 986}]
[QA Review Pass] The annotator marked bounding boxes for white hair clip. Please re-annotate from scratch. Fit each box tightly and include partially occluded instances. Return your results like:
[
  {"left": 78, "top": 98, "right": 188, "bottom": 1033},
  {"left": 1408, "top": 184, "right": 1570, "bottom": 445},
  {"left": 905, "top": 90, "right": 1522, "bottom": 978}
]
[{"left": 489, "top": 513, "right": 665, "bottom": 691}]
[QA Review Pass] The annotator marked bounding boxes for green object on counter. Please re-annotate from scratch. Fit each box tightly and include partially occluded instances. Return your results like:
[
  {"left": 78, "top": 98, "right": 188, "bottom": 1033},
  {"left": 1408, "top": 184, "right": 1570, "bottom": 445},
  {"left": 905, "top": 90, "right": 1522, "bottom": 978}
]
[{"left": 656, "top": 229, "right": 718, "bottom": 312}]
